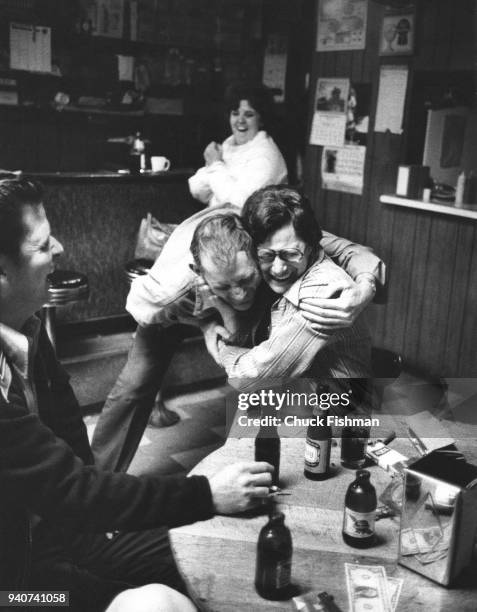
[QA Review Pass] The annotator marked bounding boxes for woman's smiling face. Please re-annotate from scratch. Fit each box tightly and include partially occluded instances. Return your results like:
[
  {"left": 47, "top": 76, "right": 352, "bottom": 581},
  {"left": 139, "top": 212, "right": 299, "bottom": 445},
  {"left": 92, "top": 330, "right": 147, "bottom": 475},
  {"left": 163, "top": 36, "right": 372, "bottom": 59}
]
[
  {"left": 257, "top": 223, "right": 310, "bottom": 295},
  {"left": 229, "top": 99, "right": 261, "bottom": 146}
]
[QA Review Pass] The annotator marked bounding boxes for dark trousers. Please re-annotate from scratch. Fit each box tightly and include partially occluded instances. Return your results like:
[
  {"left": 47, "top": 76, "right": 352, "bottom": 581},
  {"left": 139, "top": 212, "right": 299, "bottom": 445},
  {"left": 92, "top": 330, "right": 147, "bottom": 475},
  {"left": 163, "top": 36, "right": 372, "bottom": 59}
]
[
  {"left": 29, "top": 522, "right": 184, "bottom": 612},
  {"left": 91, "top": 324, "right": 189, "bottom": 472}
]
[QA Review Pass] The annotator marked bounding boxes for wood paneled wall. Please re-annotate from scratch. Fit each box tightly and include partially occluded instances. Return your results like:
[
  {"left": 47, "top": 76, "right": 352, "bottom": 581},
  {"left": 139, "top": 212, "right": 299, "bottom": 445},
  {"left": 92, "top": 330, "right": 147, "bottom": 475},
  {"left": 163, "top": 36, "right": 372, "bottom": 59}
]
[{"left": 304, "top": 0, "right": 476, "bottom": 377}]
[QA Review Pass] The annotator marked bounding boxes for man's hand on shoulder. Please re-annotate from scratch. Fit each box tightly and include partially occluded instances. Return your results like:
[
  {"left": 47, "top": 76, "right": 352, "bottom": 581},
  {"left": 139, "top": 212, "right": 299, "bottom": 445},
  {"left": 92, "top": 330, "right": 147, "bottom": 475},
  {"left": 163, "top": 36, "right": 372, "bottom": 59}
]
[
  {"left": 200, "top": 320, "right": 230, "bottom": 365},
  {"left": 208, "top": 461, "right": 273, "bottom": 514},
  {"left": 299, "top": 276, "right": 375, "bottom": 333}
]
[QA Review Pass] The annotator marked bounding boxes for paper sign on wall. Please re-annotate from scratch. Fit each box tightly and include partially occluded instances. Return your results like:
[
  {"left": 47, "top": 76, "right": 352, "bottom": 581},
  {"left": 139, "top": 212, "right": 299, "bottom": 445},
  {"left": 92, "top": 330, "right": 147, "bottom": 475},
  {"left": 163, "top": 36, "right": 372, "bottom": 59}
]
[
  {"left": 374, "top": 65, "right": 409, "bottom": 134},
  {"left": 317, "top": 0, "right": 368, "bottom": 52},
  {"left": 10, "top": 23, "right": 51, "bottom": 73},
  {"left": 321, "top": 145, "right": 366, "bottom": 195}
]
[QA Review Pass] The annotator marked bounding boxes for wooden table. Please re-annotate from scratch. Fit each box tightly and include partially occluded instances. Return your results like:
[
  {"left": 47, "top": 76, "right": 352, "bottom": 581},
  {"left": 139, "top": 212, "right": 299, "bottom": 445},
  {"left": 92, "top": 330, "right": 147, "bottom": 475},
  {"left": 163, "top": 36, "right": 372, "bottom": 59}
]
[{"left": 170, "top": 419, "right": 477, "bottom": 612}]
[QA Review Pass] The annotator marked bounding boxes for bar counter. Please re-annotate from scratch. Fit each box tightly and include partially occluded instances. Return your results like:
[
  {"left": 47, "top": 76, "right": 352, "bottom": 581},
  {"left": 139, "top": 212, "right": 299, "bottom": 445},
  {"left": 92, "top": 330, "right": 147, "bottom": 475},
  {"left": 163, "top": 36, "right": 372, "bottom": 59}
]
[
  {"left": 27, "top": 170, "right": 200, "bottom": 326},
  {"left": 27, "top": 169, "right": 194, "bottom": 182}
]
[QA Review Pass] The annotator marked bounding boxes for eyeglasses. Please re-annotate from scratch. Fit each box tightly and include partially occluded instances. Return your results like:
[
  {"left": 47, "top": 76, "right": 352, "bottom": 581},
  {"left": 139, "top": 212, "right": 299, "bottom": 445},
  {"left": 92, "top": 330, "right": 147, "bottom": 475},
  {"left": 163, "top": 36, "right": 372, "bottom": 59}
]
[{"left": 256, "top": 247, "right": 306, "bottom": 264}]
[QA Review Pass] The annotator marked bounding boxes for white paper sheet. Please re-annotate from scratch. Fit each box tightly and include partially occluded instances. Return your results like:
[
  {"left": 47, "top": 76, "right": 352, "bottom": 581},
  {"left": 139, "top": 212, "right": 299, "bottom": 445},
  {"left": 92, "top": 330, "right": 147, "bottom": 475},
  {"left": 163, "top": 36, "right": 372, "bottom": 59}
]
[
  {"left": 374, "top": 65, "right": 409, "bottom": 134},
  {"left": 10, "top": 23, "right": 51, "bottom": 73}
]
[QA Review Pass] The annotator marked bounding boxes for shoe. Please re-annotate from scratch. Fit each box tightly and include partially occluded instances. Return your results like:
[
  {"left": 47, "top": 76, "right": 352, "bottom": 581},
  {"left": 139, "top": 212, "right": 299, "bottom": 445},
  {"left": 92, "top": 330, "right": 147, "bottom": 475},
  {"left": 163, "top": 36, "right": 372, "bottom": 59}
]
[{"left": 148, "top": 401, "right": 180, "bottom": 428}]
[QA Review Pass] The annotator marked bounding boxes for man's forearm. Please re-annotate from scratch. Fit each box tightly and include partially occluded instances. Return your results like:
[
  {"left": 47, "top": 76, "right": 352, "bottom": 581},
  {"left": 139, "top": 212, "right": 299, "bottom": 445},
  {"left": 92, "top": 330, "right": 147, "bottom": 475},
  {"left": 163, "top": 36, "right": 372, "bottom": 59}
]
[{"left": 320, "top": 231, "right": 386, "bottom": 288}]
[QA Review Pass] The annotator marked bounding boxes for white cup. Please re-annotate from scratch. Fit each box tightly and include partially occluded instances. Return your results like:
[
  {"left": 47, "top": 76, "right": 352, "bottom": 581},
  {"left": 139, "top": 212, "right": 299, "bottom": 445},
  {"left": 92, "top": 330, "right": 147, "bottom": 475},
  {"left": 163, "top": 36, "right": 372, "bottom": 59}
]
[{"left": 150, "top": 156, "right": 171, "bottom": 172}]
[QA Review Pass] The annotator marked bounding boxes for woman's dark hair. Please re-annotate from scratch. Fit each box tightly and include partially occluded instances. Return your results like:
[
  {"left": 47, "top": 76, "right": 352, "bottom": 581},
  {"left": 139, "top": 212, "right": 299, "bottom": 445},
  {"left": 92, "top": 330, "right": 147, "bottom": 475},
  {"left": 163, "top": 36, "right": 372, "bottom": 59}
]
[
  {"left": 242, "top": 185, "right": 323, "bottom": 259},
  {"left": 223, "top": 83, "right": 275, "bottom": 131},
  {"left": 0, "top": 178, "right": 44, "bottom": 258}
]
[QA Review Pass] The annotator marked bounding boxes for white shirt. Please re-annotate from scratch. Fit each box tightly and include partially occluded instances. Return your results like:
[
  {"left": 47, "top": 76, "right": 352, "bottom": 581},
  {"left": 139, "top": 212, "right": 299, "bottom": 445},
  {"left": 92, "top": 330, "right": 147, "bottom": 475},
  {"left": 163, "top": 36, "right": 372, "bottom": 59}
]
[{"left": 188, "top": 131, "right": 288, "bottom": 210}]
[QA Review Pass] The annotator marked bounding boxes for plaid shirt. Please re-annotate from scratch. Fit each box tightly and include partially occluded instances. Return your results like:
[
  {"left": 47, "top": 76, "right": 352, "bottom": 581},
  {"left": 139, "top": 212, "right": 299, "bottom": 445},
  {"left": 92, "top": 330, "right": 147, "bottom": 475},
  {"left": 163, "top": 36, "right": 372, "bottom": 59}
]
[{"left": 218, "top": 253, "right": 372, "bottom": 391}]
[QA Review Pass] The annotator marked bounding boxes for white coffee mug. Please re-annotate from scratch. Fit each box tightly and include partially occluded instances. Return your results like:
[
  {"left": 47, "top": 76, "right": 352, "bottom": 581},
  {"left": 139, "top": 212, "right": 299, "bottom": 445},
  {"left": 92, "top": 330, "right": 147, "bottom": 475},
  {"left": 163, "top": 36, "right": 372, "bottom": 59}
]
[{"left": 151, "top": 156, "right": 171, "bottom": 172}]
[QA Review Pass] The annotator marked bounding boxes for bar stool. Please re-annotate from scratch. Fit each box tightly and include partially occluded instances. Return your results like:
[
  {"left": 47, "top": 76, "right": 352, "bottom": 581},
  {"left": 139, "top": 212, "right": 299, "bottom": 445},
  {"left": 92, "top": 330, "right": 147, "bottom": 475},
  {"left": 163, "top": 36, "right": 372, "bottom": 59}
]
[
  {"left": 42, "top": 270, "right": 89, "bottom": 351},
  {"left": 124, "top": 257, "right": 180, "bottom": 428}
]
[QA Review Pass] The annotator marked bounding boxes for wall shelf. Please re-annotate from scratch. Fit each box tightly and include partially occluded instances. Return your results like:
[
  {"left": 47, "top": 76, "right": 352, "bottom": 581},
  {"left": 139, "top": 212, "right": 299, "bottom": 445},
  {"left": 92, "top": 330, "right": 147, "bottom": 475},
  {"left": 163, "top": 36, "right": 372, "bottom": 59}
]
[{"left": 380, "top": 194, "right": 477, "bottom": 220}]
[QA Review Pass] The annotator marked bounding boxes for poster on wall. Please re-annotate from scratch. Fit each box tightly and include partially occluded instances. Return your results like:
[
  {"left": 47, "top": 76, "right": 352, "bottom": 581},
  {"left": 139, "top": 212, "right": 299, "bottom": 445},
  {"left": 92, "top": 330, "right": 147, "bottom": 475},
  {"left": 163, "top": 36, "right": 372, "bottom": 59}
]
[
  {"left": 316, "top": 0, "right": 368, "bottom": 52},
  {"left": 379, "top": 9, "right": 415, "bottom": 56},
  {"left": 310, "top": 78, "right": 349, "bottom": 146},
  {"left": 321, "top": 144, "right": 366, "bottom": 195}
]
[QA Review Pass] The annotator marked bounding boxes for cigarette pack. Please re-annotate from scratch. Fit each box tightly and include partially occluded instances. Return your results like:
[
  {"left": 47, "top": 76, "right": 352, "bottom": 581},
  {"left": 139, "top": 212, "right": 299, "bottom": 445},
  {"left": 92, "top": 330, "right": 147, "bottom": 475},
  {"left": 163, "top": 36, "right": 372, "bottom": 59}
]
[{"left": 366, "top": 441, "right": 409, "bottom": 475}]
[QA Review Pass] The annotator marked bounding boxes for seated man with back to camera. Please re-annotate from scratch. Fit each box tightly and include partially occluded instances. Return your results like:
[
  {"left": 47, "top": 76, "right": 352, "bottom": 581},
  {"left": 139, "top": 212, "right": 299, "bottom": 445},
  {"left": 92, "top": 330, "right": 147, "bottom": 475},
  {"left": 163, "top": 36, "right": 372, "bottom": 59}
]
[
  {"left": 92, "top": 189, "right": 384, "bottom": 472},
  {"left": 0, "top": 178, "right": 275, "bottom": 612}
]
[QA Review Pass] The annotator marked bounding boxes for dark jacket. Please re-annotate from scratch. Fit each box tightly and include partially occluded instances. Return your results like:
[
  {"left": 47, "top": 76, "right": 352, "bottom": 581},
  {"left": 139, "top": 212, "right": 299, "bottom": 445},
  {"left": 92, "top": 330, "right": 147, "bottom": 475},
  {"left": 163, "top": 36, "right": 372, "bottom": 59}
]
[{"left": 0, "top": 322, "right": 213, "bottom": 588}]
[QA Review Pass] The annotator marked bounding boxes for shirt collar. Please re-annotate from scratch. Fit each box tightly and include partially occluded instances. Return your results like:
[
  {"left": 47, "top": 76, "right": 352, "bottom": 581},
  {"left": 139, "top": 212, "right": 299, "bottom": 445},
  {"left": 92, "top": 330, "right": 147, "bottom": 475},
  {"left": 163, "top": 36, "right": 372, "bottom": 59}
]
[
  {"left": 0, "top": 316, "right": 40, "bottom": 400},
  {"left": 282, "top": 250, "right": 325, "bottom": 307}
]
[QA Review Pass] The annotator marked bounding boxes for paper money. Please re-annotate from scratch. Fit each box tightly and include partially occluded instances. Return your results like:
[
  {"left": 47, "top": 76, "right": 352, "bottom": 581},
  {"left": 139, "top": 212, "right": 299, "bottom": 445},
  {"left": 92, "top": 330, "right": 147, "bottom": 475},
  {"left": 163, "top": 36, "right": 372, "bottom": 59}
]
[
  {"left": 386, "top": 577, "right": 403, "bottom": 612},
  {"left": 345, "top": 563, "right": 392, "bottom": 612},
  {"left": 400, "top": 526, "right": 442, "bottom": 555}
]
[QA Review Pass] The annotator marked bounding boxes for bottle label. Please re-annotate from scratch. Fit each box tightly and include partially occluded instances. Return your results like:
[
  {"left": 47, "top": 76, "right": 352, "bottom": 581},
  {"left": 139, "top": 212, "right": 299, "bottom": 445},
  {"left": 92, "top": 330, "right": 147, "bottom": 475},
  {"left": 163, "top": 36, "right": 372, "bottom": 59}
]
[
  {"left": 305, "top": 438, "right": 330, "bottom": 473},
  {"left": 343, "top": 508, "right": 375, "bottom": 538},
  {"left": 274, "top": 559, "right": 291, "bottom": 589}
]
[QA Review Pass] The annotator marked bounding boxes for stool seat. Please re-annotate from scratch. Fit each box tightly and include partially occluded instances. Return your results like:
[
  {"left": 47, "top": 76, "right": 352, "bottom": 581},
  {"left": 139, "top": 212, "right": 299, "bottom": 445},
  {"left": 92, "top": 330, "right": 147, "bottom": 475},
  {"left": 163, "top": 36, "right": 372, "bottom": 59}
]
[
  {"left": 42, "top": 270, "right": 89, "bottom": 351},
  {"left": 124, "top": 258, "right": 154, "bottom": 283},
  {"left": 45, "top": 270, "right": 89, "bottom": 306}
]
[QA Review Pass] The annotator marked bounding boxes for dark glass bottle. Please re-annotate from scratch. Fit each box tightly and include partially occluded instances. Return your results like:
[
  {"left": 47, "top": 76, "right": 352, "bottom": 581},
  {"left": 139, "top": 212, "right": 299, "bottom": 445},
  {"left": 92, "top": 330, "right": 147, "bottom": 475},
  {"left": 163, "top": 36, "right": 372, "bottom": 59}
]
[
  {"left": 304, "top": 409, "right": 332, "bottom": 480},
  {"left": 342, "top": 469, "right": 377, "bottom": 548},
  {"left": 340, "top": 426, "right": 370, "bottom": 469},
  {"left": 255, "top": 511, "right": 293, "bottom": 600},
  {"left": 129, "top": 132, "right": 145, "bottom": 173},
  {"left": 255, "top": 419, "right": 280, "bottom": 486}
]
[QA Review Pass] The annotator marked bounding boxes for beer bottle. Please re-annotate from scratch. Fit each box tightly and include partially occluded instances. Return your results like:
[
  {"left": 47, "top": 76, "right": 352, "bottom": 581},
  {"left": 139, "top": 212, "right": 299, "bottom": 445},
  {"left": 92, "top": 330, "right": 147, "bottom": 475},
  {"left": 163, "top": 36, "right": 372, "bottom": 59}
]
[
  {"left": 304, "top": 408, "right": 332, "bottom": 480},
  {"left": 340, "top": 426, "right": 370, "bottom": 469},
  {"left": 342, "top": 469, "right": 377, "bottom": 548},
  {"left": 255, "top": 511, "right": 293, "bottom": 600},
  {"left": 255, "top": 410, "right": 280, "bottom": 486}
]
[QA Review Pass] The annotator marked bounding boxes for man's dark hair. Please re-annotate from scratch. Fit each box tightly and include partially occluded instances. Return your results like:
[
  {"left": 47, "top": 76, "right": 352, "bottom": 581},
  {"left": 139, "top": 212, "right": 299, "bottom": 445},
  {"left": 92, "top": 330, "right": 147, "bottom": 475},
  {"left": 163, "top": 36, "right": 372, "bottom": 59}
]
[
  {"left": 242, "top": 185, "right": 323, "bottom": 259},
  {"left": 190, "top": 213, "right": 254, "bottom": 271},
  {"left": 223, "top": 83, "right": 275, "bottom": 131},
  {"left": 0, "top": 178, "right": 44, "bottom": 258}
]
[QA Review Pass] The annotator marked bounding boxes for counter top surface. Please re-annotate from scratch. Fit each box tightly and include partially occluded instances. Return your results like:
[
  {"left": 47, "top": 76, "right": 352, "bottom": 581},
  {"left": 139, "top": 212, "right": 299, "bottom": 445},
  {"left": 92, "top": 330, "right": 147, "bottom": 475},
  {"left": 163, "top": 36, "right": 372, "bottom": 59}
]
[{"left": 22, "top": 169, "right": 195, "bottom": 182}]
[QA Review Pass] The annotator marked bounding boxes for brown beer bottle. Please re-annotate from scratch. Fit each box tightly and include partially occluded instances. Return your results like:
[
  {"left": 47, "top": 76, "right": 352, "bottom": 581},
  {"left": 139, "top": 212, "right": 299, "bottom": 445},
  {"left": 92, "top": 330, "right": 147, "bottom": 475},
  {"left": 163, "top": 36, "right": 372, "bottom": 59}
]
[
  {"left": 304, "top": 408, "right": 332, "bottom": 480},
  {"left": 255, "top": 511, "right": 293, "bottom": 600},
  {"left": 255, "top": 411, "right": 280, "bottom": 486},
  {"left": 342, "top": 469, "right": 377, "bottom": 548}
]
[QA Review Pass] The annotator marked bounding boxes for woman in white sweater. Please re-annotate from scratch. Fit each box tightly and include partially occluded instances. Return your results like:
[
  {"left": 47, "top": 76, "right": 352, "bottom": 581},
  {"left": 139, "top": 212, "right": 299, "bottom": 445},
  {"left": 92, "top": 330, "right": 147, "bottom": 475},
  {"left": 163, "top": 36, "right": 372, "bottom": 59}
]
[{"left": 188, "top": 84, "right": 288, "bottom": 210}]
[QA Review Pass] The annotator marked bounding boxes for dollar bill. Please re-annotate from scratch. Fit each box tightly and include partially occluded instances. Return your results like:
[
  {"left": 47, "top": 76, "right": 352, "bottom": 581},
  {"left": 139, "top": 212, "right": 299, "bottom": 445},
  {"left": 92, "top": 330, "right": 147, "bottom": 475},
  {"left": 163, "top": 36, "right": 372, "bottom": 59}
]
[
  {"left": 387, "top": 577, "right": 403, "bottom": 612},
  {"left": 400, "top": 526, "right": 443, "bottom": 555},
  {"left": 345, "top": 563, "right": 392, "bottom": 612}
]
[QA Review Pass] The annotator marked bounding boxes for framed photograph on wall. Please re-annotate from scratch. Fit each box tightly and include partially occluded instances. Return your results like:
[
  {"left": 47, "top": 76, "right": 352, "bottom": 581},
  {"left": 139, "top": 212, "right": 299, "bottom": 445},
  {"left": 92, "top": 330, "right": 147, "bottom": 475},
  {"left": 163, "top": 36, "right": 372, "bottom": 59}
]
[{"left": 379, "top": 12, "right": 415, "bottom": 56}]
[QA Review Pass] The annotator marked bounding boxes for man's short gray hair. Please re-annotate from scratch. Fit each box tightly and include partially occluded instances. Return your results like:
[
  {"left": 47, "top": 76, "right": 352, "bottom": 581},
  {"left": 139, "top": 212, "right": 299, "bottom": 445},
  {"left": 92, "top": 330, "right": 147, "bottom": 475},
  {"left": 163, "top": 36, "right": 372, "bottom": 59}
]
[{"left": 190, "top": 213, "right": 254, "bottom": 271}]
